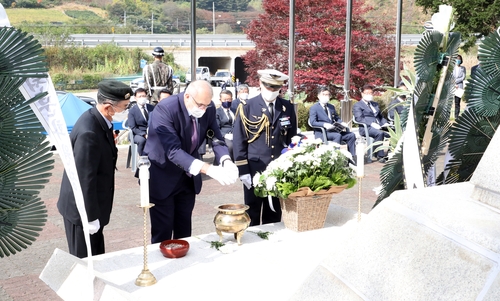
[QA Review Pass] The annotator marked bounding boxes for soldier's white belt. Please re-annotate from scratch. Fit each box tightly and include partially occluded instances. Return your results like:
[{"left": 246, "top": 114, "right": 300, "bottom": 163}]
[{"left": 151, "top": 86, "right": 167, "bottom": 90}]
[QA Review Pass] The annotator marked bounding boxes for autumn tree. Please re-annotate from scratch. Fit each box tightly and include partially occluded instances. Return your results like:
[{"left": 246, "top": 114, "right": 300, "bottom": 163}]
[
  {"left": 415, "top": 0, "right": 500, "bottom": 51},
  {"left": 242, "top": 0, "right": 396, "bottom": 100}
]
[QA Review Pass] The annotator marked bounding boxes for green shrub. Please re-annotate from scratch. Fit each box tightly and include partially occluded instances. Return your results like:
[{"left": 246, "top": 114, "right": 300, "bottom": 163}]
[{"left": 65, "top": 10, "right": 102, "bottom": 21}]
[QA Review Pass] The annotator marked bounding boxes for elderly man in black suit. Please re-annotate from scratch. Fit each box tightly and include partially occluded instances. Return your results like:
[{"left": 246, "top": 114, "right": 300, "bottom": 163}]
[
  {"left": 144, "top": 80, "right": 239, "bottom": 243},
  {"left": 352, "top": 84, "right": 390, "bottom": 163},
  {"left": 58, "top": 80, "right": 132, "bottom": 258},
  {"left": 216, "top": 89, "right": 236, "bottom": 161},
  {"left": 233, "top": 69, "right": 297, "bottom": 226},
  {"left": 128, "top": 88, "right": 154, "bottom": 155}
]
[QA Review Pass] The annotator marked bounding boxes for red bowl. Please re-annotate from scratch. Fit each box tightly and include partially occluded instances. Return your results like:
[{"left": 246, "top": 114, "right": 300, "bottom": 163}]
[{"left": 159, "top": 239, "right": 189, "bottom": 258}]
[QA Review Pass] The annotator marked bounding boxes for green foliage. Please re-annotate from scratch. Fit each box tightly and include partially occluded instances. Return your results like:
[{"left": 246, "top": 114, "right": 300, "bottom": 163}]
[
  {"left": 44, "top": 43, "right": 150, "bottom": 75},
  {"left": 65, "top": 10, "right": 102, "bottom": 21},
  {"left": 297, "top": 103, "right": 311, "bottom": 131},
  {"left": 14, "top": 0, "right": 45, "bottom": 8}
]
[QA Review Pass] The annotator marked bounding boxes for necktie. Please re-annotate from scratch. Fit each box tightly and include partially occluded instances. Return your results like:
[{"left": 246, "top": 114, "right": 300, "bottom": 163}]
[
  {"left": 269, "top": 103, "right": 274, "bottom": 121},
  {"left": 368, "top": 102, "right": 380, "bottom": 124},
  {"left": 324, "top": 105, "right": 330, "bottom": 120},
  {"left": 190, "top": 116, "right": 198, "bottom": 154},
  {"left": 227, "top": 109, "right": 233, "bottom": 124},
  {"left": 143, "top": 106, "right": 149, "bottom": 121}
]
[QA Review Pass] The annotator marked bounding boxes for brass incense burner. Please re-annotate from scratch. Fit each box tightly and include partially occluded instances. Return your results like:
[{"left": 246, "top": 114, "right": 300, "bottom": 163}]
[{"left": 214, "top": 204, "right": 250, "bottom": 245}]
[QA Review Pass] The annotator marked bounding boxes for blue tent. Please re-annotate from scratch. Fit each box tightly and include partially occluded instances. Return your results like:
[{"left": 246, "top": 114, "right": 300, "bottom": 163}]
[
  {"left": 58, "top": 93, "right": 92, "bottom": 133},
  {"left": 58, "top": 93, "right": 125, "bottom": 132}
]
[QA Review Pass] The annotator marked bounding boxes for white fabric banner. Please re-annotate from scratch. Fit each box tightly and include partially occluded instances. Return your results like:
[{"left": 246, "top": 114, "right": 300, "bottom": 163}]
[
  {"left": 19, "top": 76, "right": 95, "bottom": 294},
  {"left": 403, "top": 101, "right": 425, "bottom": 189}
]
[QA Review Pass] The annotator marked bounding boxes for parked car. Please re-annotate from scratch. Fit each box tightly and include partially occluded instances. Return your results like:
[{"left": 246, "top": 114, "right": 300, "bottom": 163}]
[
  {"left": 185, "top": 66, "right": 210, "bottom": 84},
  {"left": 210, "top": 69, "right": 233, "bottom": 87},
  {"left": 130, "top": 76, "right": 180, "bottom": 93},
  {"left": 130, "top": 77, "right": 145, "bottom": 93}
]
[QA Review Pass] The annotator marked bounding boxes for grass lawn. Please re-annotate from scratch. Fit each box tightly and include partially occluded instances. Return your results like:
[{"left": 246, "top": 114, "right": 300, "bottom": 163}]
[
  {"left": 5, "top": 8, "right": 71, "bottom": 24},
  {"left": 5, "top": 4, "right": 107, "bottom": 26}
]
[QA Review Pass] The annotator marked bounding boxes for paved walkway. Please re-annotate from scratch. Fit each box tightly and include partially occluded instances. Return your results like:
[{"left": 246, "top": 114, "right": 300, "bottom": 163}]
[{"left": 0, "top": 146, "right": 385, "bottom": 301}]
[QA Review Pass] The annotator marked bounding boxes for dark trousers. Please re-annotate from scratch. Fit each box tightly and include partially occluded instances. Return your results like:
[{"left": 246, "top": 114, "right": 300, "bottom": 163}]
[
  {"left": 134, "top": 134, "right": 147, "bottom": 156},
  {"left": 454, "top": 96, "right": 461, "bottom": 119},
  {"left": 149, "top": 174, "right": 196, "bottom": 244},
  {"left": 326, "top": 131, "right": 357, "bottom": 157},
  {"left": 63, "top": 218, "right": 105, "bottom": 258},
  {"left": 360, "top": 126, "right": 390, "bottom": 158},
  {"left": 243, "top": 185, "right": 282, "bottom": 226}
]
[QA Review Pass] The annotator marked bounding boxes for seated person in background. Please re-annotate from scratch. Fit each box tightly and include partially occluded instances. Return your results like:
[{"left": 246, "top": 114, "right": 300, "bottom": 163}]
[
  {"left": 128, "top": 88, "right": 154, "bottom": 155},
  {"left": 216, "top": 90, "right": 236, "bottom": 161},
  {"left": 231, "top": 84, "right": 250, "bottom": 112},
  {"left": 352, "top": 84, "right": 390, "bottom": 163},
  {"left": 158, "top": 88, "right": 172, "bottom": 104},
  {"left": 309, "top": 86, "right": 356, "bottom": 159},
  {"left": 388, "top": 83, "right": 408, "bottom": 121}
]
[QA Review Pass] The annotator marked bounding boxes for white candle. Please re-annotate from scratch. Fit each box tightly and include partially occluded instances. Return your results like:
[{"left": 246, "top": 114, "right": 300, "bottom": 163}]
[
  {"left": 139, "top": 167, "right": 149, "bottom": 207},
  {"left": 356, "top": 141, "right": 365, "bottom": 178}
]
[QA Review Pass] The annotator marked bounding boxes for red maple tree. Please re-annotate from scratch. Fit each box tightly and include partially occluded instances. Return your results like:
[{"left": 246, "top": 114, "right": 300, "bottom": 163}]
[{"left": 242, "top": 0, "right": 396, "bottom": 101}]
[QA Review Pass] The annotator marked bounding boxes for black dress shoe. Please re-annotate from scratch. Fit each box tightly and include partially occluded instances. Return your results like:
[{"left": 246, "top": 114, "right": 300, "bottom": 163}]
[{"left": 377, "top": 157, "right": 387, "bottom": 163}]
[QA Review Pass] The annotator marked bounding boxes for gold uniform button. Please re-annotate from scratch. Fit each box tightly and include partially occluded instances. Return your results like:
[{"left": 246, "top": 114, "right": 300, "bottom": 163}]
[
  {"left": 271, "top": 155, "right": 274, "bottom": 158},
  {"left": 271, "top": 136, "right": 274, "bottom": 139},
  {"left": 272, "top": 126, "right": 275, "bottom": 130},
  {"left": 271, "top": 145, "right": 274, "bottom": 149}
]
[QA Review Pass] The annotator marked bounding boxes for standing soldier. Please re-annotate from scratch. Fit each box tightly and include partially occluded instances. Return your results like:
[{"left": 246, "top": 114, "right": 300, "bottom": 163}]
[
  {"left": 232, "top": 69, "right": 297, "bottom": 226},
  {"left": 143, "top": 46, "right": 174, "bottom": 103}
]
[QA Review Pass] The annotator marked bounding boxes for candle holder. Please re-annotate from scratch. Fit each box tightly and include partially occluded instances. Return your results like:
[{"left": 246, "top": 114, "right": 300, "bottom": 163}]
[
  {"left": 355, "top": 137, "right": 367, "bottom": 222},
  {"left": 135, "top": 204, "right": 156, "bottom": 286},
  {"left": 135, "top": 156, "right": 156, "bottom": 287}
]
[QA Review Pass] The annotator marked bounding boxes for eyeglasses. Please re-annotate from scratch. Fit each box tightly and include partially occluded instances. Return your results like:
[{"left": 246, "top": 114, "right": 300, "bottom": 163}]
[{"left": 191, "top": 95, "right": 213, "bottom": 110}]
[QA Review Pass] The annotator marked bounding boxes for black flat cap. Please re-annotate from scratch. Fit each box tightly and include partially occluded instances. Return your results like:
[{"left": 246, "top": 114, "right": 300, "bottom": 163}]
[{"left": 97, "top": 80, "right": 133, "bottom": 101}]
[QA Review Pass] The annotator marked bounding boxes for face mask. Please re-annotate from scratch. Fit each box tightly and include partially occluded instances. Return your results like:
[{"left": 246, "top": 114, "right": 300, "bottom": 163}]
[
  {"left": 112, "top": 109, "right": 129, "bottom": 122},
  {"left": 318, "top": 96, "right": 329, "bottom": 104},
  {"left": 456, "top": 59, "right": 462, "bottom": 65},
  {"left": 136, "top": 97, "right": 148, "bottom": 106},
  {"left": 189, "top": 107, "right": 205, "bottom": 118},
  {"left": 363, "top": 94, "right": 374, "bottom": 102},
  {"left": 239, "top": 93, "right": 249, "bottom": 100},
  {"left": 261, "top": 88, "right": 280, "bottom": 102},
  {"left": 221, "top": 101, "right": 231, "bottom": 109}
]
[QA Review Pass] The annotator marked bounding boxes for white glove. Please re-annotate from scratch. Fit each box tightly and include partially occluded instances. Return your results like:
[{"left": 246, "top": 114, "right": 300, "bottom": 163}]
[
  {"left": 224, "top": 133, "right": 233, "bottom": 140},
  {"left": 88, "top": 219, "right": 100, "bottom": 235},
  {"left": 382, "top": 123, "right": 390, "bottom": 128},
  {"left": 222, "top": 160, "right": 239, "bottom": 182},
  {"left": 207, "top": 165, "right": 235, "bottom": 185},
  {"left": 240, "top": 173, "right": 252, "bottom": 189},
  {"left": 370, "top": 122, "right": 381, "bottom": 130},
  {"left": 341, "top": 122, "right": 348, "bottom": 127},
  {"left": 323, "top": 123, "right": 334, "bottom": 130}
]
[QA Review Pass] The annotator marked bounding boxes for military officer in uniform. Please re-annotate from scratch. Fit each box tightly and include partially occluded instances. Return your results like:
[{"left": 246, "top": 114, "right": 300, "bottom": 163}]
[
  {"left": 232, "top": 69, "right": 297, "bottom": 226},
  {"left": 143, "top": 46, "right": 174, "bottom": 103}
]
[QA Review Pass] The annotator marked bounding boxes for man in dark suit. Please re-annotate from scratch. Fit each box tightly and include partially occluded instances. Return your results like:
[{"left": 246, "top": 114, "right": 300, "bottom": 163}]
[
  {"left": 352, "top": 84, "right": 390, "bottom": 163},
  {"left": 216, "top": 89, "right": 236, "bottom": 161},
  {"left": 233, "top": 69, "right": 297, "bottom": 226},
  {"left": 144, "top": 80, "right": 238, "bottom": 243},
  {"left": 128, "top": 88, "right": 154, "bottom": 155},
  {"left": 58, "top": 80, "right": 133, "bottom": 258},
  {"left": 309, "top": 86, "right": 356, "bottom": 158},
  {"left": 231, "top": 84, "right": 249, "bottom": 112}
]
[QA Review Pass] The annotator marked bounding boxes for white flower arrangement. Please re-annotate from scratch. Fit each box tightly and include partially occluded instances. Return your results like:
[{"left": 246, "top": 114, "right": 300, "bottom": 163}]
[{"left": 253, "top": 138, "right": 356, "bottom": 199}]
